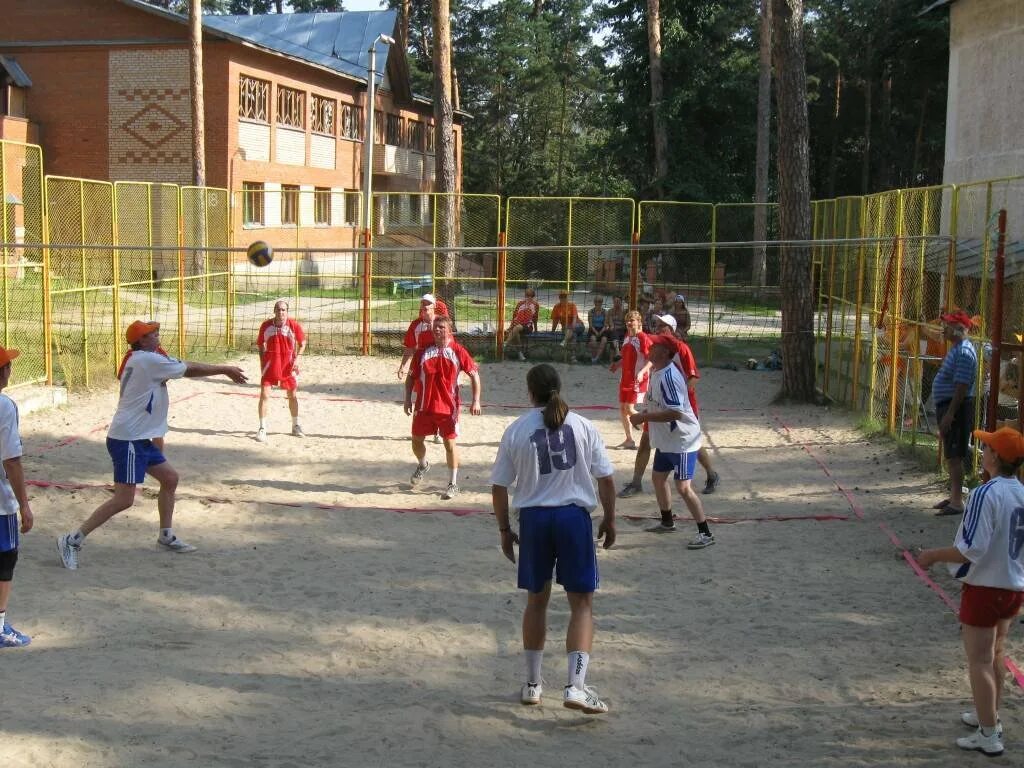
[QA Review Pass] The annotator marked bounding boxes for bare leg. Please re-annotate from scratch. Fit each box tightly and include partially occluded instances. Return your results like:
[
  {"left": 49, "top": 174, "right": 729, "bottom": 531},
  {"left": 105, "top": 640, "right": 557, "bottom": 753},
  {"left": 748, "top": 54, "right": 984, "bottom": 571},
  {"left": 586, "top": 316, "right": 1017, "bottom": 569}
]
[
  {"left": 411, "top": 435, "right": 427, "bottom": 465},
  {"left": 631, "top": 431, "right": 652, "bottom": 487},
  {"left": 948, "top": 456, "right": 965, "bottom": 508},
  {"left": 992, "top": 617, "right": 1013, "bottom": 716},
  {"left": 443, "top": 437, "right": 458, "bottom": 472},
  {"left": 962, "top": 623, "right": 1000, "bottom": 729},
  {"left": 258, "top": 383, "right": 272, "bottom": 420},
  {"left": 79, "top": 483, "right": 138, "bottom": 536},
  {"left": 286, "top": 388, "right": 300, "bottom": 419},
  {"left": 0, "top": 581, "right": 11, "bottom": 612},
  {"left": 652, "top": 470, "right": 672, "bottom": 513},
  {"left": 698, "top": 446, "right": 715, "bottom": 476},
  {"left": 565, "top": 591, "right": 594, "bottom": 654},
  {"left": 523, "top": 582, "right": 552, "bottom": 650},
  {"left": 677, "top": 478, "right": 706, "bottom": 523},
  {"left": 147, "top": 462, "right": 180, "bottom": 530},
  {"left": 618, "top": 403, "right": 634, "bottom": 444}
]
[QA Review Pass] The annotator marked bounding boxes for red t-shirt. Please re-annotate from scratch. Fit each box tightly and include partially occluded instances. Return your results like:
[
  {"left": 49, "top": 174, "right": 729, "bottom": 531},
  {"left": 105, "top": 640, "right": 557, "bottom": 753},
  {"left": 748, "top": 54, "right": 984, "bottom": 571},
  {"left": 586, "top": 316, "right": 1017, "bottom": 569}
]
[
  {"left": 620, "top": 332, "right": 652, "bottom": 393},
  {"left": 403, "top": 319, "right": 434, "bottom": 351},
  {"left": 258, "top": 318, "right": 305, "bottom": 381},
  {"left": 410, "top": 341, "right": 478, "bottom": 415},
  {"left": 512, "top": 299, "right": 538, "bottom": 327},
  {"left": 669, "top": 337, "right": 701, "bottom": 415}
]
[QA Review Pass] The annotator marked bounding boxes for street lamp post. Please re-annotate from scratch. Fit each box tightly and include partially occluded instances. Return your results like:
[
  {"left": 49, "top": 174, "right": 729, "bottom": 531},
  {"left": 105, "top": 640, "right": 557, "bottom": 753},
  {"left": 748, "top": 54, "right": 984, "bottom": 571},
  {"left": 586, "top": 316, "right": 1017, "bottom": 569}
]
[{"left": 362, "top": 33, "right": 395, "bottom": 241}]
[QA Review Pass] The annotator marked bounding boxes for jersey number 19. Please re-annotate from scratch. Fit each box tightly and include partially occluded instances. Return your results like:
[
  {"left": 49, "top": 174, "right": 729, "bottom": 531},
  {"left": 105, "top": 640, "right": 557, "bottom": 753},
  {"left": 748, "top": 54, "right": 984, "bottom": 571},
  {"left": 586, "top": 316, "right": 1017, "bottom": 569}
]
[{"left": 530, "top": 426, "right": 577, "bottom": 475}]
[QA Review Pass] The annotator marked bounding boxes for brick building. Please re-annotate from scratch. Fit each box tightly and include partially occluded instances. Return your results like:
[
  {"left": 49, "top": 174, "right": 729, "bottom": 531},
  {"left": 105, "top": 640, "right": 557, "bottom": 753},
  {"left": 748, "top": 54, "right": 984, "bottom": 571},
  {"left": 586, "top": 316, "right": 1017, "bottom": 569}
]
[{"left": 1, "top": 0, "right": 463, "bottom": 251}]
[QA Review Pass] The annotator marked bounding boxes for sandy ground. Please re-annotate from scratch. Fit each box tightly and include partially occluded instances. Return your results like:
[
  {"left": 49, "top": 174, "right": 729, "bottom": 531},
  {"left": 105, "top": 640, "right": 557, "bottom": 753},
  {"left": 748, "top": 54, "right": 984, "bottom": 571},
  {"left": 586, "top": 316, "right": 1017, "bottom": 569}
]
[{"left": 2, "top": 353, "right": 1022, "bottom": 767}]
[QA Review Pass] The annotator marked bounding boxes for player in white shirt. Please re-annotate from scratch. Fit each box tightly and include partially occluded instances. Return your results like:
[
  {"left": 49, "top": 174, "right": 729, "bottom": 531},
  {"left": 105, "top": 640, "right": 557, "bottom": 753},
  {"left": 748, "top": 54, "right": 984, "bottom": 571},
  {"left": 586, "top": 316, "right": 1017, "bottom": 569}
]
[
  {"left": 56, "top": 321, "right": 247, "bottom": 570},
  {"left": 0, "top": 345, "right": 33, "bottom": 648},
  {"left": 916, "top": 427, "right": 1024, "bottom": 757},
  {"left": 491, "top": 364, "right": 616, "bottom": 714},
  {"left": 629, "top": 335, "right": 714, "bottom": 548}
]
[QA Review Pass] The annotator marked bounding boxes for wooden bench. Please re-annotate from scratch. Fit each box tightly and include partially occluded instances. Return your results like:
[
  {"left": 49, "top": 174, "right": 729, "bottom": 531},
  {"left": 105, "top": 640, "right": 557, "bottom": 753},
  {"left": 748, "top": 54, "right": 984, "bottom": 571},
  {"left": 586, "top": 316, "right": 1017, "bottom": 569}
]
[{"left": 390, "top": 275, "right": 432, "bottom": 296}]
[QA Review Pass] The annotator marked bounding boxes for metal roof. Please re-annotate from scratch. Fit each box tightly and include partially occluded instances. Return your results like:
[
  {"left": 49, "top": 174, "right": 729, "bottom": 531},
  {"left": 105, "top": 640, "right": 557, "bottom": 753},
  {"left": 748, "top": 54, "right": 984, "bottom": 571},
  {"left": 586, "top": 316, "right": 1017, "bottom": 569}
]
[
  {"left": 202, "top": 11, "right": 398, "bottom": 85},
  {"left": 0, "top": 55, "right": 32, "bottom": 87},
  {"left": 919, "top": 0, "right": 956, "bottom": 15},
  {"left": 924, "top": 238, "right": 1024, "bottom": 280}
]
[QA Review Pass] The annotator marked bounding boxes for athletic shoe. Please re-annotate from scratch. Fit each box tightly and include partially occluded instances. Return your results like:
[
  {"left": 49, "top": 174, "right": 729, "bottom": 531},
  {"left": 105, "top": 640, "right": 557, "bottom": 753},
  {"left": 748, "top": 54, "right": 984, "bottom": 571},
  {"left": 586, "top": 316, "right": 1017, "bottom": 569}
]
[
  {"left": 158, "top": 535, "right": 197, "bottom": 553},
  {"left": 645, "top": 522, "right": 677, "bottom": 534},
  {"left": 441, "top": 483, "right": 459, "bottom": 500},
  {"left": 617, "top": 482, "right": 642, "bottom": 498},
  {"left": 956, "top": 727, "right": 1004, "bottom": 756},
  {"left": 563, "top": 684, "right": 609, "bottom": 714},
  {"left": 57, "top": 533, "right": 80, "bottom": 570},
  {"left": 687, "top": 532, "right": 715, "bottom": 550},
  {"left": 291, "top": 424, "right": 305, "bottom": 438},
  {"left": 961, "top": 711, "right": 1003, "bottom": 736},
  {"left": 433, "top": 433, "right": 442, "bottom": 444},
  {"left": 255, "top": 427, "right": 267, "bottom": 443},
  {"left": 702, "top": 472, "right": 721, "bottom": 494},
  {"left": 411, "top": 461, "right": 430, "bottom": 486},
  {"left": 521, "top": 682, "right": 542, "bottom": 705},
  {"left": 517, "top": 351, "right": 526, "bottom": 362},
  {"left": 0, "top": 624, "right": 31, "bottom": 648}
]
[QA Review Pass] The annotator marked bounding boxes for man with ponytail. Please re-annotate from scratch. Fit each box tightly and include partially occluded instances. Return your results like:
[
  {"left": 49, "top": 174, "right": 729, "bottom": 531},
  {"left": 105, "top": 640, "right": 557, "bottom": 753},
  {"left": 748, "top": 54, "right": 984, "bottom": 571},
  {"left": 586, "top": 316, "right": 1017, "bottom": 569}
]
[{"left": 491, "top": 364, "right": 616, "bottom": 714}]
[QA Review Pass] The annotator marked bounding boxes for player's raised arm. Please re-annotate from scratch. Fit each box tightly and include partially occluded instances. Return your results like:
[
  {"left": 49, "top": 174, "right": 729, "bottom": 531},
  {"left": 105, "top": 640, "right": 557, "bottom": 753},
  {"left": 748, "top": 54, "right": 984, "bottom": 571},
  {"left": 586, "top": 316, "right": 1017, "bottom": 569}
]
[{"left": 184, "top": 361, "right": 248, "bottom": 384}]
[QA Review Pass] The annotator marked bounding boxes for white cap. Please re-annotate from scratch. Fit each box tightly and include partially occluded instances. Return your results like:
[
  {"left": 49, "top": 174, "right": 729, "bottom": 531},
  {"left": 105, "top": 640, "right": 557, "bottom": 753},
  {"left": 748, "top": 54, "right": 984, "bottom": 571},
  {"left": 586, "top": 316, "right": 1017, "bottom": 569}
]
[
  {"left": 654, "top": 314, "right": 677, "bottom": 330},
  {"left": 421, "top": 293, "right": 436, "bottom": 305},
  {"left": 675, "top": 294, "right": 686, "bottom": 303}
]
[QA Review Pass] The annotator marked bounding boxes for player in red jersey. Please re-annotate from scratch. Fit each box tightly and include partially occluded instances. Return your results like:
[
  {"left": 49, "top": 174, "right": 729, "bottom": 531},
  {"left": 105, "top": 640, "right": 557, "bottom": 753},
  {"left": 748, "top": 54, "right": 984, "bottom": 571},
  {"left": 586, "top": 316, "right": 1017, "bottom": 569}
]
[
  {"left": 396, "top": 293, "right": 449, "bottom": 380},
  {"left": 609, "top": 310, "right": 650, "bottom": 449},
  {"left": 256, "top": 300, "right": 306, "bottom": 442},
  {"left": 404, "top": 315, "right": 482, "bottom": 500},
  {"left": 618, "top": 314, "right": 720, "bottom": 501},
  {"left": 503, "top": 287, "right": 539, "bottom": 361}
]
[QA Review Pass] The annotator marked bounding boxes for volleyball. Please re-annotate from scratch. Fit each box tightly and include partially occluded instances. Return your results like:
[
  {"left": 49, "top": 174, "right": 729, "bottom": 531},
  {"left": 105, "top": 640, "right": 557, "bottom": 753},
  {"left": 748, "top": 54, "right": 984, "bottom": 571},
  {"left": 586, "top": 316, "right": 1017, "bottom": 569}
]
[{"left": 247, "top": 240, "right": 273, "bottom": 267}]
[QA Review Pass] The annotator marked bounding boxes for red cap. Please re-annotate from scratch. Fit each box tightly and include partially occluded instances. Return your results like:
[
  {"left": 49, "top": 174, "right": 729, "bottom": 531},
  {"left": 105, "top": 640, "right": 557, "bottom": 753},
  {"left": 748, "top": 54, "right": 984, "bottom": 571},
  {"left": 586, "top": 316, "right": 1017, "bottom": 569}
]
[
  {"left": 0, "top": 345, "right": 20, "bottom": 367},
  {"left": 972, "top": 427, "right": 1024, "bottom": 463},
  {"left": 939, "top": 310, "right": 974, "bottom": 329}
]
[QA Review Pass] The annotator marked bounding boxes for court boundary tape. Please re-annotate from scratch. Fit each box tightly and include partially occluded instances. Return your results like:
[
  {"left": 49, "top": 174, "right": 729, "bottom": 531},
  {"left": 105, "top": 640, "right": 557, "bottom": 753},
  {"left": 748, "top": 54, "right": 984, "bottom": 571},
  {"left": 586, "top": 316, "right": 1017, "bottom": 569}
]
[{"left": 770, "top": 412, "right": 1024, "bottom": 691}]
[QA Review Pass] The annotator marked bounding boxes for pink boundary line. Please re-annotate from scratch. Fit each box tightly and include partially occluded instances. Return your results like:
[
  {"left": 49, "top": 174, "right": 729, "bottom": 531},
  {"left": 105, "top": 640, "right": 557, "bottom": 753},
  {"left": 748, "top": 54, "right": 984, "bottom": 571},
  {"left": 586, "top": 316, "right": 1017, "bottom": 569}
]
[{"left": 771, "top": 411, "right": 1023, "bottom": 690}]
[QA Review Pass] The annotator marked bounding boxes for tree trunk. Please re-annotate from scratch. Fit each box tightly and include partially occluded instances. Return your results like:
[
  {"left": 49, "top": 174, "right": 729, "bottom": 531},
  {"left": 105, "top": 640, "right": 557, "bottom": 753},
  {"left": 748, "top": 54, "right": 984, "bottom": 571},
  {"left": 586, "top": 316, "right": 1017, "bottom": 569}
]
[
  {"left": 400, "top": 0, "right": 411, "bottom": 52},
  {"left": 860, "top": 36, "right": 873, "bottom": 194},
  {"left": 432, "top": 0, "right": 458, "bottom": 322},
  {"left": 911, "top": 88, "right": 929, "bottom": 183},
  {"left": 646, "top": 0, "right": 669, "bottom": 195},
  {"left": 189, "top": 0, "right": 206, "bottom": 273},
  {"left": 771, "top": 0, "right": 815, "bottom": 401},
  {"left": 752, "top": 0, "right": 771, "bottom": 289},
  {"left": 826, "top": 67, "right": 841, "bottom": 198}
]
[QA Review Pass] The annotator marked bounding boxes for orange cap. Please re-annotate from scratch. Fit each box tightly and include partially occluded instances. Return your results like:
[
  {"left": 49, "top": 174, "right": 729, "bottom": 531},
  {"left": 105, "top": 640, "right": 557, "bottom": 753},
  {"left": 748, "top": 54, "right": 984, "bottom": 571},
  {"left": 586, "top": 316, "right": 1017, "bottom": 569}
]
[
  {"left": 0, "top": 345, "right": 20, "bottom": 367},
  {"left": 972, "top": 427, "right": 1024, "bottom": 463},
  {"left": 126, "top": 320, "right": 160, "bottom": 344}
]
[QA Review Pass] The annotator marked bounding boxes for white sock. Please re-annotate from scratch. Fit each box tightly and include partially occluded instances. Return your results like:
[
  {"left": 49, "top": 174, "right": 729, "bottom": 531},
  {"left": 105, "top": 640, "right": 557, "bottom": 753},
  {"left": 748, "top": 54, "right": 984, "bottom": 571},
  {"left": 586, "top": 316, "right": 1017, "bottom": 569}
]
[
  {"left": 449, "top": 467, "right": 458, "bottom": 485},
  {"left": 568, "top": 651, "right": 589, "bottom": 689},
  {"left": 69, "top": 529, "right": 86, "bottom": 545},
  {"left": 525, "top": 649, "right": 543, "bottom": 684},
  {"left": 160, "top": 528, "right": 174, "bottom": 541},
  {"left": 0, "top": 610, "right": 6, "bottom": 628},
  {"left": 292, "top": 416, "right": 300, "bottom": 427},
  {"left": 259, "top": 419, "right": 267, "bottom": 430}
]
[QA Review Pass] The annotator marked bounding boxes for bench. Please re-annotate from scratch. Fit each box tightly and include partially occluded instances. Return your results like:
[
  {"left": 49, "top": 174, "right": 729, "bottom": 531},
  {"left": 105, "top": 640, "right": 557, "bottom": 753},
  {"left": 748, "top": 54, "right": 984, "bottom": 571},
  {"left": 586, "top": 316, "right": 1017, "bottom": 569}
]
[{"left": 390, "top": 275, "right": 432, "bottom": 296}]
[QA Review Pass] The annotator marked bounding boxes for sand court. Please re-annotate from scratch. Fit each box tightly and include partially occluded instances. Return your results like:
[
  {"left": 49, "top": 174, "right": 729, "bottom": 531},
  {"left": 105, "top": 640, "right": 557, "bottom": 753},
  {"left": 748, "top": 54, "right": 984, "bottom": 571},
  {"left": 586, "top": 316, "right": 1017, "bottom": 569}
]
[{"left": 3, "top": 354, "right": 1022, "bottom": 767}]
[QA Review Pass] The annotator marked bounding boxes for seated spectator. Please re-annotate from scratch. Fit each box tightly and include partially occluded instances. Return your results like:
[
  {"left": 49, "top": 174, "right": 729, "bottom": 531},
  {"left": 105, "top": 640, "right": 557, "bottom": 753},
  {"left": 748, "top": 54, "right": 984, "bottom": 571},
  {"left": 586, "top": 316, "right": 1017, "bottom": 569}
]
[
  {"left": 587, "top": 296, "right": 612, "bottom": 363},
  {"left": 671, "top": 294, "right": 691, "bottom": 339},
  {"left": 607, "top": 295, "right": 627, "bottom": 352},
  {"left": 503, "top": 287, "right": 539, "bottom": 361},
  {"left": 551, "top": 290, "right": 585, "bottom": 348},
  {"left": 639, "top": 294, "right": 658, "bottom": 334}
]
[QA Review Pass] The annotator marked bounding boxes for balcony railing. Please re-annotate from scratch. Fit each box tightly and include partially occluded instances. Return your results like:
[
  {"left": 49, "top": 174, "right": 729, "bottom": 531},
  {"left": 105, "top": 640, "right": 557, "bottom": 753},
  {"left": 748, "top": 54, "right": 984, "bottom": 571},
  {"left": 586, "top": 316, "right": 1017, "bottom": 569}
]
[{"left": 373, "top": 144, "right": 435, "bottom": 182}]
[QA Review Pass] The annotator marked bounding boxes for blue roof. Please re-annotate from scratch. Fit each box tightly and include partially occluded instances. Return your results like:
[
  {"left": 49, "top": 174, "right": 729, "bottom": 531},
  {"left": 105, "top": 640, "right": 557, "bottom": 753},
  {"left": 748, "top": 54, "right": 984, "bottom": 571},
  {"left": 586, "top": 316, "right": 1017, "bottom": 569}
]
[{"left": 203, "top": 11, "right": 397, "bottom": 85}]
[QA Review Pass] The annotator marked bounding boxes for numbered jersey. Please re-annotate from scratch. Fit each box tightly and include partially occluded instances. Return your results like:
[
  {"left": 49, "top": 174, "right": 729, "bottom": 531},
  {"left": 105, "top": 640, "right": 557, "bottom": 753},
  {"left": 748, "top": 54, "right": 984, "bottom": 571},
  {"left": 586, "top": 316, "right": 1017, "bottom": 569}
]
[
  {"left": 491, "top": 408, "right": 614, "bottom": 511},
  {"left": 954, "top": 476, "right": 1024, "bottom": 590}
]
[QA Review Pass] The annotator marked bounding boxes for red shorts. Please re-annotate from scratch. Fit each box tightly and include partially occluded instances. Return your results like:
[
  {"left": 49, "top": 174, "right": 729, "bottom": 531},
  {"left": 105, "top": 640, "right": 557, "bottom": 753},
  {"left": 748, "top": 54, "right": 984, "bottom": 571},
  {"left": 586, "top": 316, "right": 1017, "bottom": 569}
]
[
  {"left": 261, "top": 374, "right": 297, "bottom": 391},
  {"left": 412, "top": 411, "right": 459, "bottom": 440},
  {"left": 959, "top": 583, "right": 1024, "bottom": 627},
  {"left": 618, "top": 386, "right": 647, "bottom": 405}
]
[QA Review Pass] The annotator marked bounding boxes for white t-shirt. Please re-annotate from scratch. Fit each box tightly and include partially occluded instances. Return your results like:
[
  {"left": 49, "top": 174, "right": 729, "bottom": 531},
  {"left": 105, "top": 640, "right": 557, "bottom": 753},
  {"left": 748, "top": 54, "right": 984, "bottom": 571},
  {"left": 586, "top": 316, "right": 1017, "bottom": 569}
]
[
  {"left": 645, "top": 365, "right": 702, "bottom": 454},
  {"left": 953, "top": 476, "right": 1024, "bottom": 590},
  {"left": 107, "top": 351, "right": 188, "bottom": 441},
  {"left": 0, "top": 394, "right": 23, "bottom": 516},
  {"left": 491, "top": 408, "right": 614, "bottom": 511}
]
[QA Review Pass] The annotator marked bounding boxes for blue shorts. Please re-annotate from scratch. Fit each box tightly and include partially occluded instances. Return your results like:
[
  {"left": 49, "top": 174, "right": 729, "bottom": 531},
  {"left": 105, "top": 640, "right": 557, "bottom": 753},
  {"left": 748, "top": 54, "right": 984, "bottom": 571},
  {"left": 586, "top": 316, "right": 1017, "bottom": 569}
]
[
  {"left": 652, "top": 449, "right": 698, "bottom": 481},
  {"left": 518, "top": 505, "right": 598, "bottom": 594},
  {"left": 0, "top": 513, "right": 18, "bottom": 553},
  {"left": 106, "top": 438, "right": 166, "bottom": 485}
]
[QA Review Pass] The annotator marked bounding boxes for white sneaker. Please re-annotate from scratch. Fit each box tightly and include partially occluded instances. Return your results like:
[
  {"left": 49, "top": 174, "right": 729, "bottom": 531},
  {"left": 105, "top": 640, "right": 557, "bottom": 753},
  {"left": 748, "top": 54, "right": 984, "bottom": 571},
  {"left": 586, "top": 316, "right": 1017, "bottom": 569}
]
[
  {"left": 291, "top": 424, "right": 305, "bottom": 438},
  {"left": 57, "top": 533, "right": 80, "bottom": 570},
  {"left": 517, "top": 351, "right": 526, "bottom": 362},
  {"left": 521, "top": 682, "right": 542, "bottom": 705},
  {"left": 410, "top": 461, "right": 430, "bottom": 486},
  {"left": 961, "top": 711, "right": 1003, "bottom": 736},
  {"left": 687, "top": 532, "right": 715, "bottom": 550},
  {"left": 563, "top": 684, "right": 609, "bottom": 714},
  {"left": 645, "top": 522, "right": 677, "bottom": 534},
  {"left": 956, "top": 727, "right": 1004, "bottom": 756},
  {"left": 255, "top": 427, "right": 267, "bottom": 443},
  {"left": 158, "top": 535, "right": 197, "bottom": 553},
  {"left": 441, "top": 483, "right": 459, "bottom": 500}
]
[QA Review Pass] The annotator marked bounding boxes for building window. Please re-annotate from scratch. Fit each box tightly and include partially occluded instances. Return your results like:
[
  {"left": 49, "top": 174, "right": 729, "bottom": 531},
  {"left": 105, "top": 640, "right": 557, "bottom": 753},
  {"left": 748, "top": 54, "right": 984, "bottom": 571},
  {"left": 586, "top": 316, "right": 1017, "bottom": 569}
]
[
  {"left": 374, "top": 110, "right": 384, "bottom": 145},
  {"left": 310, "top": 95, "right": 335, "bottom": 135},
  {"left": 344, "top": 190, "right": 361, "bottom": 226},
  {"left": 386, "top": 114, "right": 402, "bottom": 146},
  {"left": 276, "top": 87, "right": 305, "bottom": 129},
  {"left": 239, "top": 76, "right": 269, "bottom": 122},
  {"left": 408, "top": 120, "right": 425, "bottom": 153},
  {"left": 425, "top": 124, "right": 435, "bottom": 154},
  {"left": 341, "top": 104, "right": 363, "bottom": 140},
  {"left": 281, "top": 184, "right": 299, "bottom": 225},
  {"left": 242, "top": 181, "right": 264, "bottom": 226},
  {"left": 314, "top": 187, "right": 330, "bottom": 225}
]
